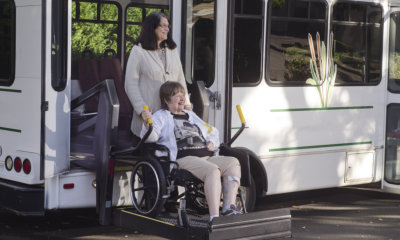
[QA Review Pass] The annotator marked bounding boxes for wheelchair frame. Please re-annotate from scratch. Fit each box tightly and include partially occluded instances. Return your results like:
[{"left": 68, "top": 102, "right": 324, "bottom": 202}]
[{"left": 111, "top": 122, "right": 251, "bottom": 223}]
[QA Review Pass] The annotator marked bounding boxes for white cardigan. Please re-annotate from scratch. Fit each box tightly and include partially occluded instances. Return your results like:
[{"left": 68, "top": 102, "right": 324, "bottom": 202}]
[
  {"left": 140, "top": 109, "right": 220, "bottom": 162},
  {"left": 125, "top": 45, "right": 191, "bottom": 136}
]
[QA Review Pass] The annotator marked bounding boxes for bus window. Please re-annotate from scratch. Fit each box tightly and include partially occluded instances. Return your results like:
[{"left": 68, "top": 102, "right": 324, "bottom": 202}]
[
  {"left": 388, "top": 12, "right": 400, "bottom": 93},
  {"left": 233, "top": 0, "right": 263, "bottom": 86},
  {"left": 332, "top": 2, "right": 382, "bottom": 85},
  {"left": 51, "top": 0, "right": 68, "bottom": 91},
  {"left": 182, "top": 0, "right": 215, "bottom": 88},
  {"left": 71, "top": 1, "right": 121, "bottom": 61},
  {"left": 125, "top": 4, "right": 169, "bottom": 57},
  {"left": 385, "top": 104, "right": 400, "bottom": 184},
  {"left": 0, "top": 0, "right": 15, "bottom": 86},
  {"left": 267, "top": 0, "right": 327, "bottom": 85},
  {"left": 235, "top": 0, "right": 262, "bottom": 15}
]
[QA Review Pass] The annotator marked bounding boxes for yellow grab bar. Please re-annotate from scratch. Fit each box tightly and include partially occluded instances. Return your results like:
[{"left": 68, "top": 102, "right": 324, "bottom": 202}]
[{"left": 236, "top": 105, "right": 246, "bottom": 124}]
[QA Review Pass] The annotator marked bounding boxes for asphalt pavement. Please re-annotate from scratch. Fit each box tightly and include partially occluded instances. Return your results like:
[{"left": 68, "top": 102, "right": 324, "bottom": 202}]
[{"left": 1, "top": 186, "right": 400, "bottom": 240}]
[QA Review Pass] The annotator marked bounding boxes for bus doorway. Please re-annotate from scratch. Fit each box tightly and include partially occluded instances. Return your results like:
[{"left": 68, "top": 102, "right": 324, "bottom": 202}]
[
  {"left": 384, "top": 7, "right": 400, "bottom": 194},
  {"left": 181, "top": 0, "right": 224, "bottom": 130}
]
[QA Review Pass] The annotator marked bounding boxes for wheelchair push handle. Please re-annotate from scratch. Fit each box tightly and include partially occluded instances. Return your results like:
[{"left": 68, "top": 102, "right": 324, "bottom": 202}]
[
  {"left": 143, "top": 105, "right": 153, "bottom": 125},
  {"left": 226, "top": 105, "right": 247, "bottom": 146},
  {"left": 141, "top": 105, "right": 153, "bottom": 142}
]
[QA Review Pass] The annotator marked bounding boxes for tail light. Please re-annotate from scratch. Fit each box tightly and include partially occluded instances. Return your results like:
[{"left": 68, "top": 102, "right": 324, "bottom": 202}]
[
  {"left": 23, "top": 159, "right": 31, "bottom": 174},
  {"left": 63, "top": 183, "right": 75, "bottom": 189},
  {"left": 5, "top": 156, "right": 13, "bottom": 171},
  {"left": 14, "top": 157, "right": 22, "bottom": 172}
]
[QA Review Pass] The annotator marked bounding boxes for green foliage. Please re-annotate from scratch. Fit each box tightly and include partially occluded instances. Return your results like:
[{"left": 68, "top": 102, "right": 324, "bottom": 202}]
[
  {"left": 72, "top": 22, "right": 118, "bottom": 60},
  {"left": 389, "top": 53, "right": 400, "bottom": 79},
  {"left": 71, "top": 2, "right": 169, "bottom": 60},
  {"left": 126, "top": 7, "right": 142, "bottom": 22},
  {"left": 79, "top": 2, "right": 97, "bottom": 20},
  {"left": 126, "top": 25, "right": 141, "bottom": 53},
  {"left": 285, "top": 55, "right": 309, "bottom": 81},
  {"left": 286, "top": 47, "right": 309, "bottom": 56},
  {"left": 284, "top": 47, "right": 310, "bottom": 81},
  {"left": 272, "top": 0, "right": 286, "bottom": 9},
  {"left": 71, "top": 2, "right": 119, "bottom": 60},
  {"left": 146, "top": 8, "right": 162, "bottom": 16},
  {"left": 101, "top": 4, "right": 118, "bottom": 21}
]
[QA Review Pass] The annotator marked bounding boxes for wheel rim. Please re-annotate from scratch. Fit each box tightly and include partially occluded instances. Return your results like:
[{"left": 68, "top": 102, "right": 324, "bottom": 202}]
[{"left": 130, "top": 162, "right": 161, "bottom": 215}]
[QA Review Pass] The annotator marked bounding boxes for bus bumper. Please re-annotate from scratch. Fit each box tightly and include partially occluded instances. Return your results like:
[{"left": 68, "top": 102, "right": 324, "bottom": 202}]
[{"left": 0, "top": 179, "right": 44, "bottom": 216}]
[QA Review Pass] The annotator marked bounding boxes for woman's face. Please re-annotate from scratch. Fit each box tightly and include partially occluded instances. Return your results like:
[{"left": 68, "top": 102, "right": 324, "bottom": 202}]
[
  {"left": 155, "top": 17, "right": 169, "bottom": 44},
  {"left": 166, "top": 90, "right": 185, "bottom": 114}
]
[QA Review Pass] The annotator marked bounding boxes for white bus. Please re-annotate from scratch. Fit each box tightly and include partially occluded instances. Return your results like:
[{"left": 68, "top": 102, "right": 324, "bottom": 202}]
[{"left": 1, "top": 0, "right": 400, "bottom": 217}]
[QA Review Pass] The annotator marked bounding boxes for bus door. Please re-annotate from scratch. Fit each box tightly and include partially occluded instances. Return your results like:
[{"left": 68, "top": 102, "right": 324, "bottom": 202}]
[
  {"left": 384, "top": 7, "right": 400, "bottom": 193},
  {"left": 181, "top": 0, "right": 224, "bottom": 130},
  {"left": 43, "top": 0, "right": 70, "bottom": 178}
]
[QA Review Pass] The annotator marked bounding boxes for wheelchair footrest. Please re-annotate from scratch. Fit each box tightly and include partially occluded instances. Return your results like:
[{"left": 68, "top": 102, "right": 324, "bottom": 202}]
[{"left": 210, "top": 208, "right": 292, "bottom": 239}]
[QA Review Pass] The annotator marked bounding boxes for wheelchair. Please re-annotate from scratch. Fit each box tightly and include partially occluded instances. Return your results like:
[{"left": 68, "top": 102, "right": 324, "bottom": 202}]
[{"left": 112, "top": 106, "right": 255, "bottom": 220}]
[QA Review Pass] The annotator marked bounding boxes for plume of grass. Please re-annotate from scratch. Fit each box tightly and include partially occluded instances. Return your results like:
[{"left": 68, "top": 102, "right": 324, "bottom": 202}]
[{"left": 306, "top": 32, "right": 337, "bottom": 108}]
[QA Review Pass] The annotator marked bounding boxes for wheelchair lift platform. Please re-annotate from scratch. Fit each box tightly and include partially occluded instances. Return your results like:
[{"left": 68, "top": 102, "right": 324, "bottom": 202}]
[{"left": 112, "top": 207, "right": 292, "bottom": 239}]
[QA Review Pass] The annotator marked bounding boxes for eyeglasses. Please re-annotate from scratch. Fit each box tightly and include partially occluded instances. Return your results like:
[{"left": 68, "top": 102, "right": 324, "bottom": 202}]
[{"left": 159, "top": 24, "right": 170, "bottom": 29}]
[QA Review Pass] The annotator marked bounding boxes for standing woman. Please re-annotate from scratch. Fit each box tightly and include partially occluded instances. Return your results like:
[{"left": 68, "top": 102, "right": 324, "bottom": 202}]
[{"left": 125, "top": 12, "right": 192, "bottom": 137}]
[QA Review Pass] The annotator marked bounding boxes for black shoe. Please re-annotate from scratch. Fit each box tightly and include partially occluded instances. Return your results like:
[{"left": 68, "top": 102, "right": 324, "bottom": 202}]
[{"left": 208, "top": 216, "right": 218, "bottom": 232}]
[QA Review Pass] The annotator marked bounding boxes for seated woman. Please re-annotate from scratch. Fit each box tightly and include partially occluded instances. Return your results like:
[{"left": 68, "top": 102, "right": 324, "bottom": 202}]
[{"left": 140, "top": 81, "right": 242, "bottom": 221}]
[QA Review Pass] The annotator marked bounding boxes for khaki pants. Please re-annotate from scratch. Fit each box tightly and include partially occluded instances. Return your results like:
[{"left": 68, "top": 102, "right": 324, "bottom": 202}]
[{"left": 176, "top": 155, "right": 240, "bottom": 182}]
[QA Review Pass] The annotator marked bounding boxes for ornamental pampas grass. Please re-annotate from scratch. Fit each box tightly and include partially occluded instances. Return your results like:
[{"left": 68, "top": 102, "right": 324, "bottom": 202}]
[{"left": 306, "top": 32, "right": 337, "bottom": 108}]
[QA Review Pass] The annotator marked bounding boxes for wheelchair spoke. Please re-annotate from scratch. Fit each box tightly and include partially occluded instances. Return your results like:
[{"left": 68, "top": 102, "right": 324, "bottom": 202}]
[{"left": 146, "top": 188, "right": 157, "bottom": 200}]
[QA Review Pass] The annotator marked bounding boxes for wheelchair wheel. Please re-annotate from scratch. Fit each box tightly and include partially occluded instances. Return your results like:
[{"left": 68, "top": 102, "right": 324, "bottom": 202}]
[
  {"left": 187, "top": 182, "right": 209, "bottom": 214},
  {"left": 130, "top": 158, "right": 166, "bottom": 217}
]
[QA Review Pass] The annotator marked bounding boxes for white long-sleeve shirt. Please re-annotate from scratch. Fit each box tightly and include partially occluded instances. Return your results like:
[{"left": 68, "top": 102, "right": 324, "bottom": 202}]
[{"left": 140, "top": 109, "right": 220, "bottom": 162}]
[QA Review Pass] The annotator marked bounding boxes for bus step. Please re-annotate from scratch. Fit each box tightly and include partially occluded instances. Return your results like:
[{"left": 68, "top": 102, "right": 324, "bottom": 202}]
[
  {"left": 210, "top": 208, "right": 291, "bottom": 239},
  {"left": 112, "top": 207, "right": 291, "bottom": 239}
]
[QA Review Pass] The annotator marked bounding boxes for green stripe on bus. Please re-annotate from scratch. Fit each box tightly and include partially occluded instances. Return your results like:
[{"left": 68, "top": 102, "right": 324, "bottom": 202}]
[
  {"left": 269, "top": 141, "right": 372, "bottom": 152},
  {"left": 0, "top": 127, "right": 21, "bottom": 133},
  {"left": 0, "top": 88, "right": 22, "bottom": 93},
  {"left": 270, "top": 106, "right": 373, "bottom": 112}
]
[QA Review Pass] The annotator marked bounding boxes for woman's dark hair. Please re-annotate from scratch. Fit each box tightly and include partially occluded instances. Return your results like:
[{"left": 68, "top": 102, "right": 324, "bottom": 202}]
[
  {"left": 137, "top": 12, "right": 177, "bottom": 50},
  {"left": 160, "top": 81, "right": 185, "bottom": 109}
]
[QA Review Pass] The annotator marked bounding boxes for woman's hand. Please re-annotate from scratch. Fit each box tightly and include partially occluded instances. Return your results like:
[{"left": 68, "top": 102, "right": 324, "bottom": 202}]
[
  {"left": 141, "top": 109, "right": 152, "bottom": 128},
  {"left": 206, "top": 141, "right": 215, "bottom": 152}
]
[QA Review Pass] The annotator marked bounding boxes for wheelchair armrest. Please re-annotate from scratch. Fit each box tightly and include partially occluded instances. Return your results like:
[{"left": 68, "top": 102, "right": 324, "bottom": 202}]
[
  {"left": 111, "top": 146, "right": 138, "bottom": 157},
  {"left": 143, "top": 143, "right": 170, "bottom": 153},
  {"left": 158, "top": 158, "right": 179, "bottom": 169}
]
